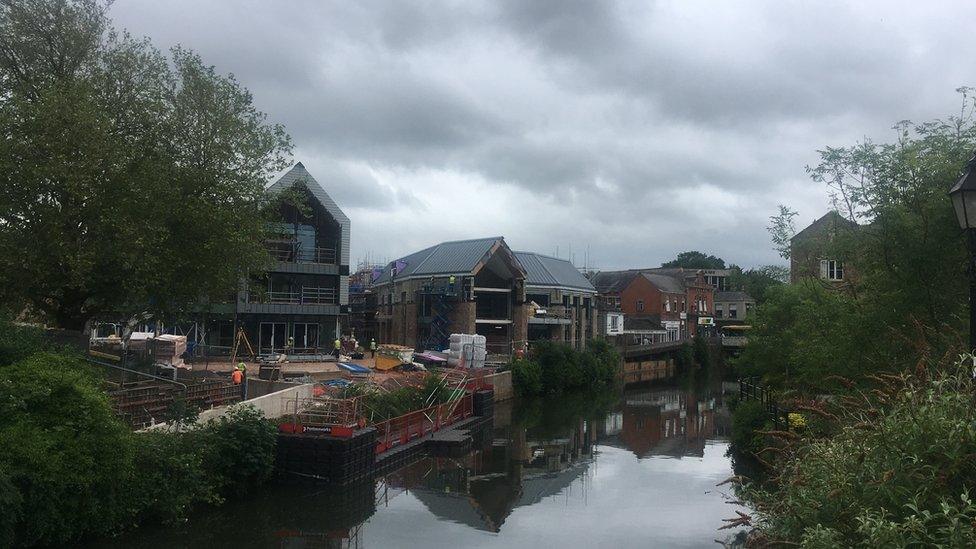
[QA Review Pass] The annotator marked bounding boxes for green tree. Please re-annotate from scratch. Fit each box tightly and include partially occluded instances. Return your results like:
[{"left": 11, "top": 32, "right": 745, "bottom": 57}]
[
  {"left": 767, "top": 205, "right": 797, "bottom": 260},
  {"left": 727, "top": 264, "right": 788, "bottom": 303},
  {"left": 0, "top": 0, "right": 291, "bottom": 330},
  {"left": 661, "top": 250, "right": 726, "bottom": 269}
]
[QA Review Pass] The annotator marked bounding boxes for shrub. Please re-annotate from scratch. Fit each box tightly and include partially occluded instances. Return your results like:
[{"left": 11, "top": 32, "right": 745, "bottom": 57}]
[
  {"left": 511, "top": 358, "right": 542, "bottom": 396},
  {"left": 0, "top": 353, "right": 135, "bottom": 546},
  {"left": 729, "top": 399, "right": 768, "bottom": 458},
  {"left": 512, "top": 340, "right": 619, "bottom": 396},
  {"left": 742, "top": 357, "right": 976, "bottom": 547},
  {"left": 0, "top": 351, "right": 279, "bottom": 545},
  {"left": 0, "top": 322, "right": 60, "bottom": 368}
]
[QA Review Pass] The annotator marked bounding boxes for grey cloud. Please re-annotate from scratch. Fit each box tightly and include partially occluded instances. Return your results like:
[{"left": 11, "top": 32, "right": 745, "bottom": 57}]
[{"left": 109, "top": 0, "right": 976, "bottom": 269}]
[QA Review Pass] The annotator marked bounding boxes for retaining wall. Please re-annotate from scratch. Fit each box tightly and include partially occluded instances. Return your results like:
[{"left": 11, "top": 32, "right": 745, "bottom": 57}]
[
  {"left": 197, "top": 382, "right": 315, "bottom": 423},
  {"left": 486, "top": 370, "right": 513, "bottom": 401}
]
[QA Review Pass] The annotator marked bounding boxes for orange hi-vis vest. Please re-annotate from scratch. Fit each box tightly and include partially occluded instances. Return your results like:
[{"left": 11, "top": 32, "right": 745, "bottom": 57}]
[{"left": 232, "top": 369, "right": 243, "bottom": 385}]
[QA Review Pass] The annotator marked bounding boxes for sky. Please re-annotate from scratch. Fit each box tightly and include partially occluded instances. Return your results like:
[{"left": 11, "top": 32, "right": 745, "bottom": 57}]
[{"left": 111, "top": 0, "right": 976, "bottom": 270}]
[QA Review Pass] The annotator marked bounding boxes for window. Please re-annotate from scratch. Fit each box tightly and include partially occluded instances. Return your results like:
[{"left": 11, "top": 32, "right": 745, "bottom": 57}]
[
  {"left": 729, "top": 305, "right": 738, "bottom": 319},
  {"left": 664, "top": 300, "right": 671, "bottom": 312},
  {"left": 820, "top": 259, "right": 844, "bottom": 281},
  {"left": 610, "top": 315, "right": 620, "bottom": 331},
  {"left": 637, "top": 300, "right": 644, "bottom": 312},
  {"left": 715, "top": 305, "right": 724, "bottom": 318}
]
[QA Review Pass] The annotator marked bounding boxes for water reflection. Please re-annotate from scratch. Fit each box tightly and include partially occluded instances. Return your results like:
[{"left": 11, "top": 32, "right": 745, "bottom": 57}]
[{"left": 94, "top": 384, "right": 747, "bottom": 548}]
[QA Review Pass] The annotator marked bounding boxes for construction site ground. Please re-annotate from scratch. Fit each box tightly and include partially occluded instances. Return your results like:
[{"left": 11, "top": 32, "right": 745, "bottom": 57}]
[{"left": 186, "top": 356, "right": 419, "bottom": 385}]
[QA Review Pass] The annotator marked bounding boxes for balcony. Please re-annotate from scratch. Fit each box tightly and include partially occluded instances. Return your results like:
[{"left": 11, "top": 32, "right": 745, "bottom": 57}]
[
  {"left": 267, "top": 241, "right": 337, "bottom": 265},
  {"left": 254, "top": 287, "right": 338, "bottom": 305}
]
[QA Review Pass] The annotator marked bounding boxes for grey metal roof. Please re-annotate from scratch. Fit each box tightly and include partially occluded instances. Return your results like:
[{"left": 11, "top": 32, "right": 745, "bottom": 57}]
[
  {"left": 373, "top": 236, "right": 510, "bottom": 284},
  {"left": 514, "top": 251, "right": 595, "bottom": 293},
  {"left": 267, "top": 162, "right": 351, "bottom": 267},
  {"left": 642, "top": 273, "right": 685, "bottom": 294}
]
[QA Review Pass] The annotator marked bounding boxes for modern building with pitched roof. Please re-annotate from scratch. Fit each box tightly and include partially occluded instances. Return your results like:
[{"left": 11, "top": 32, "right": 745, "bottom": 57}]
[
  {"left": 370, "top": 237, "right": 528, "bottom": 354},
  {"left": 514, "top": 251, "right": 597, "bottom": 350},
  {"left": 232, "top": 162, "right": 350, "bottom": 353}
]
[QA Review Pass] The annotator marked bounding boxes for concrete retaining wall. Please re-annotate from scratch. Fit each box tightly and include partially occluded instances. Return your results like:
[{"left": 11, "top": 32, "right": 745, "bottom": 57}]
[
  {"left": 198, "top": 382, "right": 315, "bottom": 423},
  {"left": 486, "top": 370, "right": 513, "bottom": 401}
]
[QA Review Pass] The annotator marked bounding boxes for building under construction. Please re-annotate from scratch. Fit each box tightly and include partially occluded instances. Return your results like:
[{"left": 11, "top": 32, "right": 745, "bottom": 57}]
[
  {"left": 369, "top": 237, "right": 528, "bottom": 356},
  {"left": 366, "top": 238, "right": 599, "bottom": 356}
]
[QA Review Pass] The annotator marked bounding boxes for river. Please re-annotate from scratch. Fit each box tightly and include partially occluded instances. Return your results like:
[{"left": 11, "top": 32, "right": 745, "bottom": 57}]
[{"left": 94, "top": 381, "right": 749, "bottom": 548}]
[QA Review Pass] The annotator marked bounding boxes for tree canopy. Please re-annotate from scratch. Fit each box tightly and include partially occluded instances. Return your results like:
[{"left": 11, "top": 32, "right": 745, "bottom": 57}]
[
  {"left": 0, "top": 0, "right": 292, "bottom": 329},
  {"left": 661, "top": 250, "right": 726, "bottom": 270},
  {"left": 741, "top": 90, "right": 975, "bottom": 387}
]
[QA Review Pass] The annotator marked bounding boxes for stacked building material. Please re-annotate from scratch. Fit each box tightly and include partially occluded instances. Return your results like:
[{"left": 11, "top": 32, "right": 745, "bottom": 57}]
[
  {"left": 447, "top": 334, "right": 487, "bottom": 368},
  {"left": 154, "top": 334, "right": 187, "bottom": 367}
]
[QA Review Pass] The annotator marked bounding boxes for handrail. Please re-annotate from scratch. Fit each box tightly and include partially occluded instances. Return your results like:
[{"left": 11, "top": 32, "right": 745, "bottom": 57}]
[
  {"left": 267, "top": 244, "right": 338, "bottom": 265},
  {"left": 85, "top": 356, "right": 187, "bottom": 390},
  {"left": 258, "top": 287, "right": 338, "bottom": 305}
]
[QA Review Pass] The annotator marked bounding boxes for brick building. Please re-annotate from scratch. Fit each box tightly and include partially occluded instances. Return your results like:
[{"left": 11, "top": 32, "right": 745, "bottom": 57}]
[
  {"left": 789, "top": 210, "right": 858, "bottom": 287},
  {"left": 591, "top": 268, "right": 716, "bottom": 341},
  {"left": 514, "top": 251, "right": 597, "bottom": 350},
  {"left": 370, "top": 237, "right": 527, "bottom": 355}
]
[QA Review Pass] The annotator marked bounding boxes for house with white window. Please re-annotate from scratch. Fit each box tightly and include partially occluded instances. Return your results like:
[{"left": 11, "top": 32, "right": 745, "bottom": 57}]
[{"left": 789, "top": 210, "right": 858, "bottom": 288}]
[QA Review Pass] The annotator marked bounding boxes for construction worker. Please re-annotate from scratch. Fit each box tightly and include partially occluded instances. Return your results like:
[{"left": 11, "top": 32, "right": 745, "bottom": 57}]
[
  {"left": 333, "top": 337, "right": 341, "bottom": 359},
  {"left": 370, "top": 338, "right": 377, "bottom": 359},
  {"left": 236, "top": 361, "right": 247, "bottom": 399}
]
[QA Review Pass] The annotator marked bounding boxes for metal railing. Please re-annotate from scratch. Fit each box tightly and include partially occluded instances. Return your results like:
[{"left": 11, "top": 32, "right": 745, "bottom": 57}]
[
  {"left": 257, "top": 287, "right": 338, "bottom": 305},
  {"left": 739, "top": 377, "right": 788, "bottom": 430},
  {"left": 267, "top": 245, "right": 338, "bottom": 265},
  {"left": 372, "top": 394, "right": 474, "bottom": 454}
]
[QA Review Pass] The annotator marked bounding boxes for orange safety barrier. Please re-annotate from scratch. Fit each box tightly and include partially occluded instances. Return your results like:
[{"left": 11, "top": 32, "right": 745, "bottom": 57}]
[{"left": 373, "top": 393, "right": 474, "bottom": 455}]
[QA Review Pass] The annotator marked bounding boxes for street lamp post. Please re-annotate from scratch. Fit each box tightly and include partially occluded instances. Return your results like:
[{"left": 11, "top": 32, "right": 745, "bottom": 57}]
[{"left": 948, "top": 151, "right": 976, "bottom": 351}]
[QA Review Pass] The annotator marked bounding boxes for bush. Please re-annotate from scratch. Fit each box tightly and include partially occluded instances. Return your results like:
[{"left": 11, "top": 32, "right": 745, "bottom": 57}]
[
  {"left": 0, "top": 353, "right": 135, "bottom": 546},
  {"left": 511, "top": 358, "right": 542, "bottom": 396},
  {"left": 0, "top": 350, "right": 278, "bottom": 545},
  {"left": 0, "top": 322, "right": 61, "bottom": 368},
  {"left": 512, "top": 340, "right": 619, "bottom": 396},
  {"left": 742, "top": 357, "right": 976, "bottom": 546},
  {"left": 729, "top": 399, "right": 768, "bottom": 457}
]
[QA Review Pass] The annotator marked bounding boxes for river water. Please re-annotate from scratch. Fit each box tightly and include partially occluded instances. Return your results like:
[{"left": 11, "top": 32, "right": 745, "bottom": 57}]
[{"left": 96, "top": 382, "right": 749, "bottom": 548}]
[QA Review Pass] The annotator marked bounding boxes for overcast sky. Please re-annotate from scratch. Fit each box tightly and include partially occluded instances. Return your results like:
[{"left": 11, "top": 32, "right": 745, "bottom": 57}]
[{"left": 112, "top": 1, "right": 975, "bottom": 270}]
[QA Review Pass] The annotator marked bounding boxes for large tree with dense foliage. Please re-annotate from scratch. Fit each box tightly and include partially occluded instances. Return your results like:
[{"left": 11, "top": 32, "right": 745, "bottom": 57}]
[
  {"left": 661, "top": 250, "right": 726, "bottom": 269},
  {"left": 740, "top": 92, "right": 975, "bottom": 386},
  {"left": 0, "top": 0, "right": 291, "bottom": 330}
]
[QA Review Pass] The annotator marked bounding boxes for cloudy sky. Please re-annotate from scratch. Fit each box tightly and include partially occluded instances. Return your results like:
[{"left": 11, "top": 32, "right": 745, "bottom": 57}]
[{"left": 112, "top": 0, "right": 975, "bottom": 270}]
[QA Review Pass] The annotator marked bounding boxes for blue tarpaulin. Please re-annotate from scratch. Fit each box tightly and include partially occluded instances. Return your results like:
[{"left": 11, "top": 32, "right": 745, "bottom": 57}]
[{"left": 338, "top": 362, "right": 370, "bottom": 374}]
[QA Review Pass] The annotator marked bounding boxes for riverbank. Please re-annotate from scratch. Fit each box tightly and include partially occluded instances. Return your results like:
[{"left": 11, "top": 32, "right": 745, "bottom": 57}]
[
  {"left": 89, "top": 383, "right": 749, "bottom": 548},
  {"left": 728, "top": 357, "right": 976, "bottom": 546},
  {"left": 0, "top": 324, "right": 280, "bottom": 547}
]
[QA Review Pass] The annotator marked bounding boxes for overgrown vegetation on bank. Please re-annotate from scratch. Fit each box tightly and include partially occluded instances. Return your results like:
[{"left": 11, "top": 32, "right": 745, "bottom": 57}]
[
  {"left": 729, "top": 93, "right": 976, "bottom": 545},
  {"left": 0, "top": 325, "right": 278, "bottom": 547},
  {"left": 510, "top": 340, "right": 620, "bottom": 396},
  {"left": 736, "top": 358, "right": 976, "bottom": 547}
]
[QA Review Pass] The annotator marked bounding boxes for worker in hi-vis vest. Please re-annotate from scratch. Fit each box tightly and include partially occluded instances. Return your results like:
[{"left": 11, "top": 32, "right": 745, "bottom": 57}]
[
  {"left": 370, "top": 338, "right": 377, "bottom": 359},
  {"left": 333, "top": 337, "right": 341, "bottom": 358}
]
